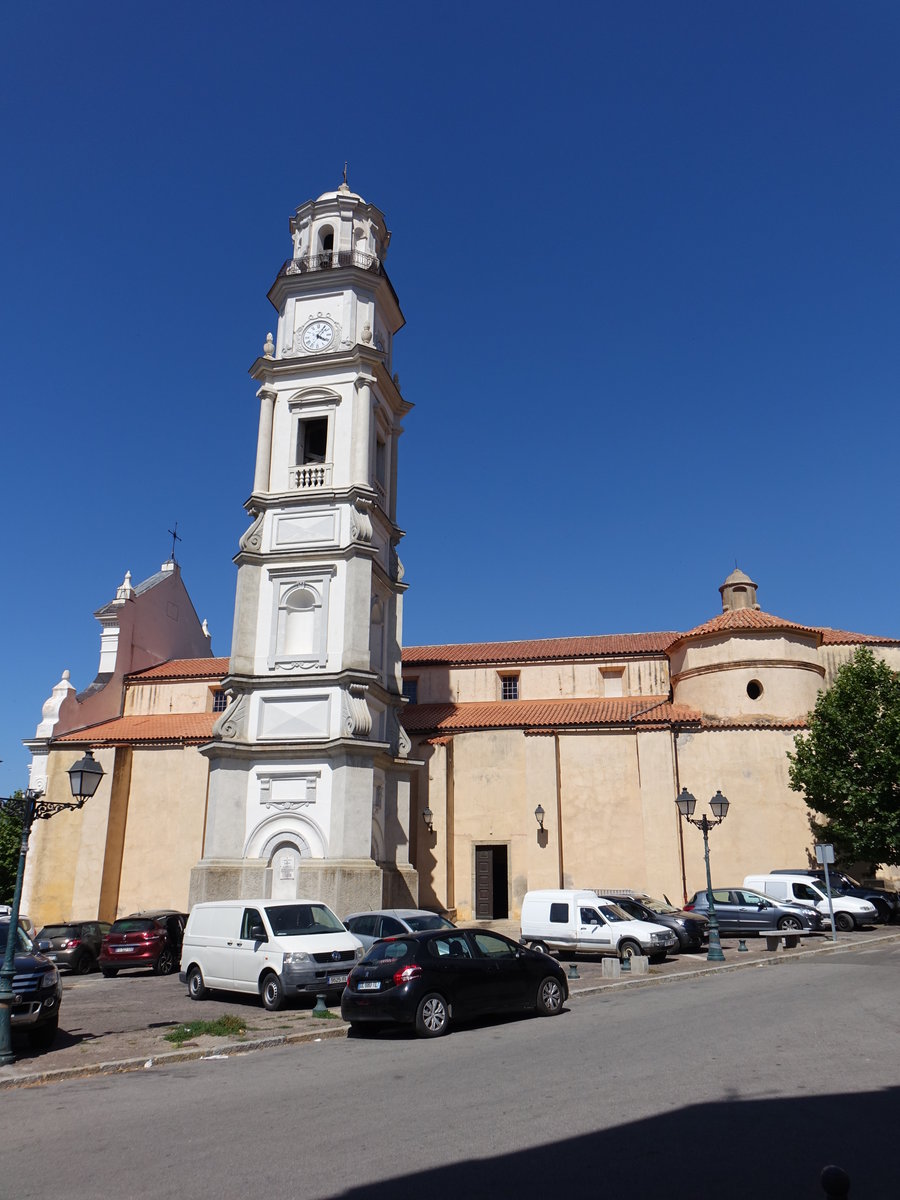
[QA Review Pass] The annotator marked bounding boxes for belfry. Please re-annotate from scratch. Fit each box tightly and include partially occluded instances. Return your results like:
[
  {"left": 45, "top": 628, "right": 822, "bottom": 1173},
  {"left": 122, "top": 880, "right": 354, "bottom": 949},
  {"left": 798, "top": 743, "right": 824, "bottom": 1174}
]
[{"left": 190, "top": 179, "right": 418, "bottom": 913}]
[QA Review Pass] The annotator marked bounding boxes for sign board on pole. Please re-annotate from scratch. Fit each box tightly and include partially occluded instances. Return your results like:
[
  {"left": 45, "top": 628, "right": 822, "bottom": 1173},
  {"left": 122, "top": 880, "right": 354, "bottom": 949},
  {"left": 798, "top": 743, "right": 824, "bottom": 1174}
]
[{"left": 815, "top": 843, "right": 835, "bottom": 865}]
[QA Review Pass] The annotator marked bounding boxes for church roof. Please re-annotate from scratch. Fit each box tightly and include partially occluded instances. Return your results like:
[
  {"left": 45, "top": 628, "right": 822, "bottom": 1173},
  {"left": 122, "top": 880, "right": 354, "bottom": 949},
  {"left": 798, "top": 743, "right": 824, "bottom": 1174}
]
[
  {"left": 670, "top": 609, "right": 822, "bottom": 646},
  {"left": 402, "top": 634, "right": 680, "bottom": 666},
  {"left": 55, "top": 713, "right": 218, "bottom": 745},
  {"left": 402, "top": 696, "right": 700, "bottom": 734},
  {"left": 127, "top": 658, "right": 229, "bottom": 681},
  {"left": 818, "top": 628, "right": 900, "bottom": 646}
]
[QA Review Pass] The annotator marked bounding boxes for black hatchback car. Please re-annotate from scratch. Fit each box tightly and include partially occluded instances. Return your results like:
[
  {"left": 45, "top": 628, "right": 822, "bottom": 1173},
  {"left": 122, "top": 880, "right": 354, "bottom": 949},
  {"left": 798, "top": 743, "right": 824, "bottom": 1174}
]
[
  {"left": 341, "top": 928, "right": 568, "bottom": 1038},
  {"left": 35, "top": 921, "right": 112, "bottom": 974}
]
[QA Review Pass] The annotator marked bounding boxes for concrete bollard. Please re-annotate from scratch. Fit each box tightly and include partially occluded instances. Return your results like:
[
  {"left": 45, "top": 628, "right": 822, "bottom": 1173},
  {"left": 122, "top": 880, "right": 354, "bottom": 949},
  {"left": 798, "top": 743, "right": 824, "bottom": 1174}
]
[
  {"left": 629, "top": 955, "right": 649, "bottom": 975},
  {"left": 601, "top": 957, "right": 621, "bottom": 979}
]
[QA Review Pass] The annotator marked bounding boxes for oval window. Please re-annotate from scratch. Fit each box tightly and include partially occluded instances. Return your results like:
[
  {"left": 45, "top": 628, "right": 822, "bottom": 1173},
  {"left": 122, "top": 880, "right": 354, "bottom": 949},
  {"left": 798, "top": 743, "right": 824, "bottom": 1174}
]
[{"left": 746, "top": 680, "right": 763, "bottom": 701}]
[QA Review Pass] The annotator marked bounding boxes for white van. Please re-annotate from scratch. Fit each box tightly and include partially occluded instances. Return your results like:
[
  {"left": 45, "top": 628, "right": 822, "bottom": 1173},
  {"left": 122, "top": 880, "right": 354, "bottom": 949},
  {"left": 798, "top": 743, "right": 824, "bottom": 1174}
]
[
  {"left": 179, "top": 899, "right": 364, "bottom": 1010},
  {"left": 742, "top": 875, "right": 878, "bottom": 932},
  {"left": 520, "top": 889, "right": 678, "bottom": 962}
]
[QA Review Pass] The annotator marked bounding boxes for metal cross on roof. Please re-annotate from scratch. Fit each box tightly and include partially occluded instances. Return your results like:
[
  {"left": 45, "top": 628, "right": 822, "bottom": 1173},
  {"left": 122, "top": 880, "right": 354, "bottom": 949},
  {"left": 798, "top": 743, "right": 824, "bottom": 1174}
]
[{"left": 167, "top": 522, "right": 182, "bottom": 563}]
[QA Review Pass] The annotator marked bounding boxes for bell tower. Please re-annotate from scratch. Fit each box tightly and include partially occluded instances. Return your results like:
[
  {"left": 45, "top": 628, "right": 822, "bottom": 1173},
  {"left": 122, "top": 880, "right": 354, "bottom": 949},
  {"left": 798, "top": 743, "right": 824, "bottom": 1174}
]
[{"left": 191, "top": 179, "right": 418, "bottom": 913}]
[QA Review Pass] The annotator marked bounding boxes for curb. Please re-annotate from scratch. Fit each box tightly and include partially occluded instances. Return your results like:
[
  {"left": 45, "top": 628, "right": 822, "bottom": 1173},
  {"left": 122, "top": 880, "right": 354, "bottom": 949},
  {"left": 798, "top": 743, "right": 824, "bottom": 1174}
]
[{"left": 2, "top": 931, "right": 897, "bottom": 1090}]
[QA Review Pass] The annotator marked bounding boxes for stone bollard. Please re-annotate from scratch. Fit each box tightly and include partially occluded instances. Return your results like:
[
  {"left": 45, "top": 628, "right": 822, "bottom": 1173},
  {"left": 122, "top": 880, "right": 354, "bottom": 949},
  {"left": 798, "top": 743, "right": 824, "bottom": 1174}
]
[
  {"left": 629, "top": 955, "right": 650, "bottom": 976},
  {"left": 601, "top": 957, "right": 621, "bottom": 979}
]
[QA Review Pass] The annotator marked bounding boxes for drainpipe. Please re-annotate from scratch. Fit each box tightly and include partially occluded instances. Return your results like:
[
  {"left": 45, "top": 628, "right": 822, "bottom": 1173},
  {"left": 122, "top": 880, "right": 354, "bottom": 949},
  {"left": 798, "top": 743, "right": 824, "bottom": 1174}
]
[
  {"left": 672, "top": 725, "right": 688, "bottom": 905},
  {"left": 554, "top": 733, "right": 564, "bottom": 888}
]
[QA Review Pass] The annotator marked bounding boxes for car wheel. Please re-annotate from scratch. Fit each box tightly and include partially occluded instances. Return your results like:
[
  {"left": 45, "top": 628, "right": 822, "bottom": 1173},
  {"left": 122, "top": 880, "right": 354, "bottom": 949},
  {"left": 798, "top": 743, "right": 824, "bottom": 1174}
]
[
  {"left": 618, "top": 939, "right": 642, "bottom": 960},
  {"left": 154, "top": 948, "right": 175, "bottom": 976},
  {"left": 74, "top": 952, "right": 94, "bottom": 975},
  {"left": 415, "top": 992, "right": 450, "bottom": 1038},
  {"left": 101, "top": 968, "right": 118, "bottom": 978},
  {"left": 29, "top": 1017, "right": 59, "bottom": 1050},
  {"left": 835, "top": 911, "right": 855, "bottom": 932},
  {"left": 187, "top": 965, "right": 208, "bottom": 1001},
  {"left": 530, "top": 941, "right": 551, "bottom": 956},
  {"left": 261, "top": 972, "right": 285, "bottom": 1012},
  {"left": 536, "top": 976, "right": 564, "bottom": 1016},
  {"left": 777, "top": 915, "right": 803, "bottom": 931},
  {"left": 873, "top": 901, "right": 891, "bottom": 923}
]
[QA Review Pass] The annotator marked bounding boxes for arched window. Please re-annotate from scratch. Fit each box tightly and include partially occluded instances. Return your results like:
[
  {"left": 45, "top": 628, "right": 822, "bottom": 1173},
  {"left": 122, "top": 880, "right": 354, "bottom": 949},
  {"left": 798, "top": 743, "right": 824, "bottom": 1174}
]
[{"left": 271, "top": 571, "right": 333, "bottom": 669}]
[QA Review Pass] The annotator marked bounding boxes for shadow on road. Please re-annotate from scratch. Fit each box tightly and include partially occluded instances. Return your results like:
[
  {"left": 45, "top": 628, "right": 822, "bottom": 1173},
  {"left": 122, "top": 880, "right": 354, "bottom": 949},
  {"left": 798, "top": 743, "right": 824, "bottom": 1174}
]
[{"left": 331, "top": 1085, "right": 896, "bottom": 1199}]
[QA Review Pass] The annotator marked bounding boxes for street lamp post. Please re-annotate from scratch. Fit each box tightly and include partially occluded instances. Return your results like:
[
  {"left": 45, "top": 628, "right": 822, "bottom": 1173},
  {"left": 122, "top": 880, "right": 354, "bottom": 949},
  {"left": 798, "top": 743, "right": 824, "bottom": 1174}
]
[
  {"left": 0, "top": 751, "right": 104, "bottom": 1066},
  {"left": 675, "top": 787, "right": 730, "bottom": 963}
]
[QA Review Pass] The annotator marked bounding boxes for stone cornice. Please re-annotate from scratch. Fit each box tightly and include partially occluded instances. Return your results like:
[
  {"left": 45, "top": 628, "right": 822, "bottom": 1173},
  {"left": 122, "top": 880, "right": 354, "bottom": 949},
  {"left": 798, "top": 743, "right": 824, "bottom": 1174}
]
[{"left": 671, "top": 658, "right": 825, "bottom": 685}]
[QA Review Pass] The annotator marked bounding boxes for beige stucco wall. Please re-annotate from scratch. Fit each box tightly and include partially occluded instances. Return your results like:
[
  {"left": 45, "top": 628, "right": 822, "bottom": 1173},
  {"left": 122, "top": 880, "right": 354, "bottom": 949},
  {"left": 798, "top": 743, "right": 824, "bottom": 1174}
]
[
  {"left": 115, "top": 748, "right": 209, "bottom": 915},
  {"left": 124, "top": 679, "right": 218, "bottom": 716},
  {"left": 411, "top": 656, "right": 671, "bottom": 705}
]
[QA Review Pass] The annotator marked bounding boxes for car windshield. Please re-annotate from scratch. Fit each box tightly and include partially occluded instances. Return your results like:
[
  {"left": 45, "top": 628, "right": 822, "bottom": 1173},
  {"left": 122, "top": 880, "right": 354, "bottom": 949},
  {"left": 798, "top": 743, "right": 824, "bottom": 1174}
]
[
  {"left": 362, "top": 939, "right": 413, "bottom": 963},
  {"left": 0, "top": 922, "right": 33, "bottom": 954},
  {"left": 38, "top": 925, "right": 77, "bottom": 939},
  {"left": 643, "top": 898, "right": 680, "bottom": 914},
  {"left": 597, "top": 904, "right": 629, "bottom": 922},
  {"left": 110, "top": 919, "right": 156, "bottom": 934},
  {"left": 265, "top": 903, "right": 344, "bottom": 936},
  {"left": 404, "top": 915, "right": 455, "bottom": 932}
]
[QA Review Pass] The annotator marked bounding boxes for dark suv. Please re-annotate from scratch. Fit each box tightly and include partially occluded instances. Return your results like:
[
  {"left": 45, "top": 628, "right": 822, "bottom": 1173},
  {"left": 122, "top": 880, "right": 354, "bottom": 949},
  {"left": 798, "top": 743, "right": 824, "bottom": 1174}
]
[
  {"left": 0, "top": 919, "right": 63, "bottom": 1048},
  {"left": 770, "top": 869, "right": 899, "bottom": 924},
  {"left": 35, "top": 921, "right": 112, "bottom": 974},
  {"left": 600, "top": 892, "right": 709, "bottom": 951},
  {"left": 99, "top": 911, "right": 186, "bottom": 977}
]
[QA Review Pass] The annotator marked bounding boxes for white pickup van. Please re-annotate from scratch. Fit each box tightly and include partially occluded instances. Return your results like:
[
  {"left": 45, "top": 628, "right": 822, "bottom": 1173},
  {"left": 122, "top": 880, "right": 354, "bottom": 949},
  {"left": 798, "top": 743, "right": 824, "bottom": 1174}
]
[
  {"left": 520, "top": 889, "right": 678, "bottom": 962},
  {"left": 179, "top": 899, "right": 364, "bottom": 1010},
  {"left": 742, "top": 874, "right": 878, "bottom": 932}
]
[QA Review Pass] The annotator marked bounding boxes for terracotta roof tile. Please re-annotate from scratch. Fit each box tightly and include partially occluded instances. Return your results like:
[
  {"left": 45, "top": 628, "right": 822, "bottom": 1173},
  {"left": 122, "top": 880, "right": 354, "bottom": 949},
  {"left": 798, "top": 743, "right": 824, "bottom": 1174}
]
[
  {"left": 127, "top": 658, "right": 229, "bottom": 681},
  {"left": 55, "top": 714, "right": 218, "bottom": 745},
  {"left": 402, "top": 696, "right": 700, "bottom": 733},
  {"left": 402, "top": 634, "right": 679, "bottom": 666},
  {"left": 818, "top": 628, "right": 900, "bottom": 646},
  {"left": 672, "top": 609, "right": 821, "bottom": 645}
]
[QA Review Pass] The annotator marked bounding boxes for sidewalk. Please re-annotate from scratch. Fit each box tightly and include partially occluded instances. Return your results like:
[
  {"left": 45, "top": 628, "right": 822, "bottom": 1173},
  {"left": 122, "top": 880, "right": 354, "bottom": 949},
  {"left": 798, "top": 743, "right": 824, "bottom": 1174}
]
[{"left": 2, "top": 925, "right": 897, "bottom": 1090}]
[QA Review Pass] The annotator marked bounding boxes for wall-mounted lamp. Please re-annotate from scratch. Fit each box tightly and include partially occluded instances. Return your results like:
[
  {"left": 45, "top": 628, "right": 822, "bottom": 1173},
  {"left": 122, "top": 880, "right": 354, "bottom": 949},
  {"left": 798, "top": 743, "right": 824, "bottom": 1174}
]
[
  {"left": 422, "top": 806, "right": 434, "bottom": 834},
  {"left": 534, "top": 804, "right": 545, "bottom": 830}
]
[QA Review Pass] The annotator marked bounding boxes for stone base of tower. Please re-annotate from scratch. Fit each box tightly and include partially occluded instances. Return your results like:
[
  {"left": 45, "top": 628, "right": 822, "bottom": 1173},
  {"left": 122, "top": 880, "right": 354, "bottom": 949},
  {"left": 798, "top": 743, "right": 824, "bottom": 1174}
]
[{"left": 189, "top": 857, "right": 419, "bottom": 915}]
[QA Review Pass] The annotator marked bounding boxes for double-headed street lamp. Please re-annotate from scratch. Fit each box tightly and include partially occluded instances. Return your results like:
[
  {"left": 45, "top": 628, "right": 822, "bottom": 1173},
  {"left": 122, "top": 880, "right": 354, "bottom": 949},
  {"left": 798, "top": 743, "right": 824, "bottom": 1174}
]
[
  {"left": 675, "top": 787, "right": 730, "bottom": 963},
  {"left": 0, "top": 751, "right": 105, "bottom": 1066}
]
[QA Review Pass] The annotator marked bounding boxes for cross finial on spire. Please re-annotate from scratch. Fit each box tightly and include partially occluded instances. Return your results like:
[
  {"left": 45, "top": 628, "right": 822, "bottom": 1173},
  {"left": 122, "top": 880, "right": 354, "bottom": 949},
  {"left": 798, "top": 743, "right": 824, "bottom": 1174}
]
[
  {"left": 168, "top": 521, "right": 182, "bottom": 563},
  {"left": 343, "top": 161, "right": 348, "bottom": 186}
]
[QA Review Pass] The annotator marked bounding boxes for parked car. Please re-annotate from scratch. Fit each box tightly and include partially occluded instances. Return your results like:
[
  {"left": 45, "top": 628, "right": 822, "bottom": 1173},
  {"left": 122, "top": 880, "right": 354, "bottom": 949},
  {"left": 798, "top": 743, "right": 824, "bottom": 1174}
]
[
  {"left": 35, "top": 921, "right": 112, "bottom": 974},
  {"left": 684, "top": 888, "right": 824, "bottom": 935},
  {"left": 343, "top": 908, "right": 456, "bottom": 950},
  {"left": 743, "top": 874, "right": 878, "bottom": 932},
  {"left": 0, "top": 918, "right": 62, "bottom": 1048},
  {"left": 769, "top": 869, "right": 899, "bottom": 924},
  {"left": 341, "top": 927, "right": 568, "bottom": 1038},
  {"left": 520, "top": 889, "right": 678, "bottom": 962},
  {"left": 180, "top": 899, "right": 363, "bottom": 1009},
  {"left": 0, "top": 906, "right": 37, "bottom": 941},
  {"left": 602, "top": 892, "right": 709, "bottom": 951},
  {"left": 99, "top": 911, "right": 186, "bottom": 976}
]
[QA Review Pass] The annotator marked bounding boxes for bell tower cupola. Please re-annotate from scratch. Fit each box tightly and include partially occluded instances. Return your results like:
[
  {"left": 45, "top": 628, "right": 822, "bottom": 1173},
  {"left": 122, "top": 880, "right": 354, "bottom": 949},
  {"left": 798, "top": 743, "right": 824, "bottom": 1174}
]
[{"left": 719, "top": 568, "right": 760, "bottom": 612}]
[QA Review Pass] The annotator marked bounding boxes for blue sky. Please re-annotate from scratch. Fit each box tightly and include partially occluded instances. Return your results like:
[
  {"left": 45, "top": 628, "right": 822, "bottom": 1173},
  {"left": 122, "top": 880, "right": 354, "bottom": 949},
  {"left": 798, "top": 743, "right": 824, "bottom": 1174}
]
[{"left": 2, "top": 2, "right": 898, "bottom": 796}]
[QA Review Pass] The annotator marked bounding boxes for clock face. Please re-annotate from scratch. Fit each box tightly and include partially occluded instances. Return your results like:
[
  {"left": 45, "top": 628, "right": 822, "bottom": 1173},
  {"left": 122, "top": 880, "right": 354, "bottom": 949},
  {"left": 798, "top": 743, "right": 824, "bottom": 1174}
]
[{"left": 302, "top": 320, "right": 335, "bottom": 352}]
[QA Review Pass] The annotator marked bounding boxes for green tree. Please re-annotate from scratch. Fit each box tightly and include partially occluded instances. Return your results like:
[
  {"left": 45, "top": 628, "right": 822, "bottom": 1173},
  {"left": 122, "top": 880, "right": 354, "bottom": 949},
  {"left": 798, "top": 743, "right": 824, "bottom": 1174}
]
[
  {"left": 788, "top": 647, "right": 900, "bottom": 867},
  {"left": 0, "top": 793, "right": 25, "bottom": 906}
]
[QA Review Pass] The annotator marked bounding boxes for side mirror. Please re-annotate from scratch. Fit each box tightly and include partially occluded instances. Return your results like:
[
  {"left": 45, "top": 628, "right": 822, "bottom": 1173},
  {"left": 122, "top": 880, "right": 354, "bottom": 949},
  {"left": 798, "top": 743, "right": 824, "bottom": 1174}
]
[{"left": 250, "top": 925, "right": 267, "bottom": 941}]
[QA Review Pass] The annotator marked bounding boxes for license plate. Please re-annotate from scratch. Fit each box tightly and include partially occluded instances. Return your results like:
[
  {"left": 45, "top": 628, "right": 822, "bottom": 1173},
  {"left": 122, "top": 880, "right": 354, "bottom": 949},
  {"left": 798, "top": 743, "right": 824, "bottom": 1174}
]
[
  {"left": 115, "top": 946, "right": 135, "bottom": 953},
  {"left": 357, "top": 981, "right": 380, "bottom": 991},
  {"left": 327, "top": 974, "right": 348, "bottom": 986},
  {"left": 47, "top": 954, "right": 57, "bottom": 961}
]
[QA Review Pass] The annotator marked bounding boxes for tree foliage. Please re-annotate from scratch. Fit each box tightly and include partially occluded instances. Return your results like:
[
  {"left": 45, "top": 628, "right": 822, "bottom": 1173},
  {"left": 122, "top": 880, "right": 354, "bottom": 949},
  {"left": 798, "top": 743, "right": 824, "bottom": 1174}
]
[
  {"left": 0, "top": 792, "right": 25, "bottom": 906},
  {"left": 788, "top": 647, "right": 900, "bottom": 867}
]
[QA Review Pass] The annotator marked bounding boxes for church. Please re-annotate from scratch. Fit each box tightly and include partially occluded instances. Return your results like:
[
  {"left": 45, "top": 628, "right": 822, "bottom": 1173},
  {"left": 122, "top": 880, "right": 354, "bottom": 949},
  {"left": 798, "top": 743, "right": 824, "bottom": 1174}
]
[{"left": 20, "top": 182, "right": 900, "bottom": 929}]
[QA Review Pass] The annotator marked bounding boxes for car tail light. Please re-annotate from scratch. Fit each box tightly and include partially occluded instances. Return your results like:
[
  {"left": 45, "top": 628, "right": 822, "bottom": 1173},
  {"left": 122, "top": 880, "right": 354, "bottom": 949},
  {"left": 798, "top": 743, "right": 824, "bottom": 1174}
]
[
  {"left": 392, "top": 964, "right": 422, "bottom": 987},
  {"left": 62, "top": 939, "right": 81, "bottom": 949}
]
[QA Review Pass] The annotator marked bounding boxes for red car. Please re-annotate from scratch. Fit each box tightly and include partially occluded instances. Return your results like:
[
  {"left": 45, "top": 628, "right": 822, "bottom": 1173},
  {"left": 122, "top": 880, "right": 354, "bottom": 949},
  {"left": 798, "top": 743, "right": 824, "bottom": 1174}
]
[{"left": 99, "top": 911, "right": 186, "bottom": 977}]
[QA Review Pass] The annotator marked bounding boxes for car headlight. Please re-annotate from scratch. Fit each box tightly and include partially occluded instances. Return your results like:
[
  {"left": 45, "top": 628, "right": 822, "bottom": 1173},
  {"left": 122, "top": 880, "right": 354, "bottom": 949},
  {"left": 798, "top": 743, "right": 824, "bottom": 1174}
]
[
  {"left": 283, "top": 952, "right": 310, "bottom": 966},
  {"left": 41, "top": 965, "right": 59, "bottom": 987},
  {"left": 355, "top": 946, "right": 365, "bottom": 961},
  {"left": 650, "top": 932, "right": 667, "bottom": 943}
]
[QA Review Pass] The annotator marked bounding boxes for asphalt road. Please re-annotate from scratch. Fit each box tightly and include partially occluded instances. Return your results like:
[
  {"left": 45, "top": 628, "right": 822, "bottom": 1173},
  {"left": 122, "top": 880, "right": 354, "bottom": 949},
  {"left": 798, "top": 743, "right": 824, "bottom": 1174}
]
[{"left": 2, "top": 941, "right": 897, "bottom": 1200}]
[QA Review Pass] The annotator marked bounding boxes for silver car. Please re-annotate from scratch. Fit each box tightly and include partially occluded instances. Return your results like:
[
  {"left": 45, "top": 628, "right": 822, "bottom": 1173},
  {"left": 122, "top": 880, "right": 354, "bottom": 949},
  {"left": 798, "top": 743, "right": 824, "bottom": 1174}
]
[
  {"left": 686, "top": 887, "right": 823, "bottom": 934},
  {"left": 343, "top": 908, "right": 456, "bottom": 950}
]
